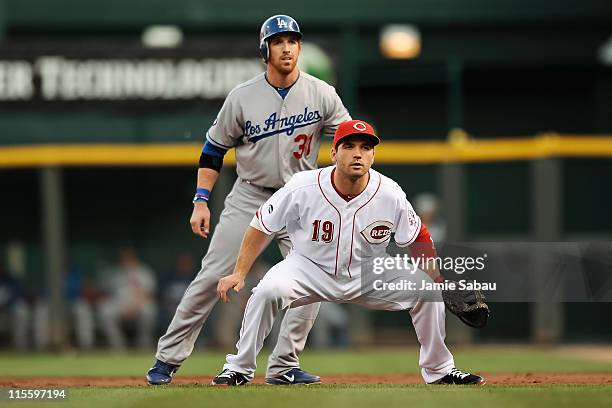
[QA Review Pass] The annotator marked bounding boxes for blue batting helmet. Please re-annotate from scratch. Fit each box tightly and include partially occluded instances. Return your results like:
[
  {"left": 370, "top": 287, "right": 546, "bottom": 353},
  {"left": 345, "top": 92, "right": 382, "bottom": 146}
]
[{"left": 259, "top": 15, "right": 303, "bottom": 62}]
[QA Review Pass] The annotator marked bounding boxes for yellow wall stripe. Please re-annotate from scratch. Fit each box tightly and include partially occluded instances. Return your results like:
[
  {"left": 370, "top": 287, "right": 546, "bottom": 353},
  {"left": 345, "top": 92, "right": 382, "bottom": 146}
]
[{"left": 0, "top": 134, "right": 611, "bottom": 168}]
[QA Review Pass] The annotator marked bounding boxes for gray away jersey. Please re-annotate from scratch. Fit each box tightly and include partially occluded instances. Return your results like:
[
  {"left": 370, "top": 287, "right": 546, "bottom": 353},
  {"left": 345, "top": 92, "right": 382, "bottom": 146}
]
[{"left": 206, "top": 71, "right": 351, "bottom": 189}]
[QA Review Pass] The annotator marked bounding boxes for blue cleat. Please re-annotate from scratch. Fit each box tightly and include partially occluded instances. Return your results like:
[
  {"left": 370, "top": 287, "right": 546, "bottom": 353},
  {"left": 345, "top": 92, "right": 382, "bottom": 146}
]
[
  {"left": 146, "top": 359, "right": 179, "bottom": 385},
  {"left": 265, "top": 368, "right": 321, "bottom": 385}
]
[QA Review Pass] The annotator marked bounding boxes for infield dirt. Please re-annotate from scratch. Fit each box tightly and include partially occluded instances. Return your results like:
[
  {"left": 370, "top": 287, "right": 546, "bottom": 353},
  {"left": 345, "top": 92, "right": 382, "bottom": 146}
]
[{"left": 1, "top": 373, "right": 611, "bottom": 387}]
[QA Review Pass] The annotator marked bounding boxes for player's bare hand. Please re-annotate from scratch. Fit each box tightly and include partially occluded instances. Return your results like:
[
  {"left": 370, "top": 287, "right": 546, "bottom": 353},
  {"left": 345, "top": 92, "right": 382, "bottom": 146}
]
[
  {"left": 217, "top": 274, "right": 245, "bottom": 303},
  {"left": 190, "top": 202, "right": 211, "bottom": 239}
]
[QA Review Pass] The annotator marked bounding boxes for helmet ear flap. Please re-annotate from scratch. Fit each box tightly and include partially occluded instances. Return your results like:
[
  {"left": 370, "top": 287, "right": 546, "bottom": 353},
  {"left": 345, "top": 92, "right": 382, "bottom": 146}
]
[{"left": 259, "top": 40, "right": 269, "bottom": 62}]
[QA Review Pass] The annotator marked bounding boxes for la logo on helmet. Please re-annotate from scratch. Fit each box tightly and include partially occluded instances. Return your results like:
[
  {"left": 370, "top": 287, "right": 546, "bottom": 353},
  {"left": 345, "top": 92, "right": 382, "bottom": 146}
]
[
  {"left": 277, "top": 18, "right": 288, "bottom": 28},
  {"left": 353, "top": 122, "right": 367, "bottom": 132}
]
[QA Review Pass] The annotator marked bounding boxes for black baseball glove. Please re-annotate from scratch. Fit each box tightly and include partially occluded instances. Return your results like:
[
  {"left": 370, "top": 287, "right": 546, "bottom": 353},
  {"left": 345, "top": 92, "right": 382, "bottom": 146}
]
[{"left": 441, "top": 281, "right": 490, "bottom": 328}]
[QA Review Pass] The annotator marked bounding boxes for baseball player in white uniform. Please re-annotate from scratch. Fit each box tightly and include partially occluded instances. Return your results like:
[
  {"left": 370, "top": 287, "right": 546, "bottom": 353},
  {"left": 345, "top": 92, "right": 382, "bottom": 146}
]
[
  {"left": 212, "top": 119, "right": 485, "bottom": 386},
  {"left": 146, "top": 15, "right": 350, "bottom": 385}
]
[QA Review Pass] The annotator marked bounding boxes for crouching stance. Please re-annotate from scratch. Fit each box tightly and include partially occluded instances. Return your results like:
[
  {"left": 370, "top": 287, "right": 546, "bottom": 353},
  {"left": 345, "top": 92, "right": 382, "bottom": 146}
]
[{"left": 213, "top": 120, "right": 485, "bottom": 386}]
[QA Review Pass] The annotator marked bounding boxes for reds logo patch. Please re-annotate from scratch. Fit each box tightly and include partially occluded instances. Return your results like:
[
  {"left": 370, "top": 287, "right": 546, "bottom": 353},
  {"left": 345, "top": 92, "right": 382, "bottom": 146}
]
[{"left": 360, "top": 221, "right": 393, "bottom": 244}]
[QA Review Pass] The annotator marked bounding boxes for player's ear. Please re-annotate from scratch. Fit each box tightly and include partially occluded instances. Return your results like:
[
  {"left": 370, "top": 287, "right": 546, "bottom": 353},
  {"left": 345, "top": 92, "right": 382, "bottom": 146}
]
[
  {"left": 331, "top": 146, "right": 337, "bottom": 164},
  {"left": 295, "top": 41, "right": 302, "bottom": 60}
]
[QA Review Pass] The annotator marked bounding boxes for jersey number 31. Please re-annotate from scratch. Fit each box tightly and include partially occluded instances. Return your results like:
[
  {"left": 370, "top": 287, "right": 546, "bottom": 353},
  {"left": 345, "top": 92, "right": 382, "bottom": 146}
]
[{"left": 293, "top": 133, "right": 314, "bottom": 159}]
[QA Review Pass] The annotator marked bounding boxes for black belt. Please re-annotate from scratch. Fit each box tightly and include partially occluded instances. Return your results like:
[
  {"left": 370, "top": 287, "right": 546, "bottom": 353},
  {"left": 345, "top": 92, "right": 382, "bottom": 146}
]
[{"left": 242, "top": 179, "right": 278, "bottom": 194}]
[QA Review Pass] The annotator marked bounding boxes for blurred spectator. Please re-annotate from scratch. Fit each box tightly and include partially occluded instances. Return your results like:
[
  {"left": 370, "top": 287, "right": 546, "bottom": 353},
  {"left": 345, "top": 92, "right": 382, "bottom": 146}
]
[
  {"left": 65, "top": 264, "right": 96, "bottom": 349},
  {"left": 33, "top": 262, "right": 96, "bottom": 350},
  {"left": 0, "top": 261, "right": 30, "bottom": 350},
  {"left": 414, "top": 193, "right": 447, "bottom": 242},
  {"left": 159, "top": 253, "right": 196, "bottom": 328},
  {"left": 98, "top": 247, "right": 157, "bottom": 349}
]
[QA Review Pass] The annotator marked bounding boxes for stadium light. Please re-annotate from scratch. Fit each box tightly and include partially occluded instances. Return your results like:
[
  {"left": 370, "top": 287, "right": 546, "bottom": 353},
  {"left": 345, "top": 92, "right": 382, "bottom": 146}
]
[
  {"left": 142, "top": 25, "right": 184, "bottom": 48},
  {"left": 380, "top": 24, "right": 421, "bottom": 59},
  {"left": 598, "top": 35, "right": 612, "bottom": 65}
]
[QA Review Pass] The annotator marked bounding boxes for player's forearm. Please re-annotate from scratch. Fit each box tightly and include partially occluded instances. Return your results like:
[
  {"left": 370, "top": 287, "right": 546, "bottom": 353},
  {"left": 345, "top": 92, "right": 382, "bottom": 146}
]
[
  {"left": 409, "top": 223, "right": 442, "bottom": 282},
  {"left": 196, "top": 167, "right": 220, "bottom": 191},
  {"left": 233, "top": 226, "right": 269, "bottom": 279},
  {"left": 419, "top": 260, "right": 442, "bottom": 283}
]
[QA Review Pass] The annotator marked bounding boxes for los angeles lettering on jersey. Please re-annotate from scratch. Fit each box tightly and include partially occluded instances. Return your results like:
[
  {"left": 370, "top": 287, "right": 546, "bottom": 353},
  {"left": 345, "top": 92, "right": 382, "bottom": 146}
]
[{"left": 245, "top": 107, "right": 322, "bottom": 142}]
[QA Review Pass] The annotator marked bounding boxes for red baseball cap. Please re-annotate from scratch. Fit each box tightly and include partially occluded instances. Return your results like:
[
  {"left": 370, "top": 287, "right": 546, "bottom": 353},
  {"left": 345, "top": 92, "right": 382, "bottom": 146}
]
[{"left": 333, "top": 120, "right": 380, "bottom": 148}]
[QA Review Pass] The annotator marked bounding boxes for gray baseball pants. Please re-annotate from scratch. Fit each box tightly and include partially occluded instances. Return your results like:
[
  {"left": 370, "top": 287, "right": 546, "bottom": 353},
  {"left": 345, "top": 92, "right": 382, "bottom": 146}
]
[{"left": 156, "top": 178, "right": 320, "bottom": 377}]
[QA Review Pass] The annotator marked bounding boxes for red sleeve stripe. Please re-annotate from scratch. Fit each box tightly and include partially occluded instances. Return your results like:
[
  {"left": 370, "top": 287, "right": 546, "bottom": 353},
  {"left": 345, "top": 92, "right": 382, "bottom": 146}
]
[
  {"left": 409, "top": 223, "right": 438, "bottom": 259},
  {"left": 413, "top": 223, "right": 431, "bottom": 243}
]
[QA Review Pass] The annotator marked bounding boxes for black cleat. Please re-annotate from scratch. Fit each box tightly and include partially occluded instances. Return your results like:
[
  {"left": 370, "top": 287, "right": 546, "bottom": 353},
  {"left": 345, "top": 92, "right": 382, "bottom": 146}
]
[
  {"left": 431, "top": 368, "right": 486, "bottom": 385},
  {"left": 211, "top": 369, "right": 249, "bottom": 386}
]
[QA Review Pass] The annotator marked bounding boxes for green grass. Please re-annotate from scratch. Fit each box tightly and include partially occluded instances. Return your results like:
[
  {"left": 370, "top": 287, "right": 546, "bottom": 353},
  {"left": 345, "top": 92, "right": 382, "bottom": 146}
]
[
  {"left": 1, "top": 348, "right": 611, "bottom": 377},
  {"left": 1, "top": 348, "right": 611, "bottom": 408},
  {"left": 3, "top": 385, "right": 612, "bottom": 408}
]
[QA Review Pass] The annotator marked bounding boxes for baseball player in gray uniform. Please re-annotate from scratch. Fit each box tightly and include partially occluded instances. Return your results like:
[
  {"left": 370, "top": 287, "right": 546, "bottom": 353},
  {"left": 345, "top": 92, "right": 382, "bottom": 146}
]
[{"left": 146, "top": 14, "right": 351, "bottom": 385}]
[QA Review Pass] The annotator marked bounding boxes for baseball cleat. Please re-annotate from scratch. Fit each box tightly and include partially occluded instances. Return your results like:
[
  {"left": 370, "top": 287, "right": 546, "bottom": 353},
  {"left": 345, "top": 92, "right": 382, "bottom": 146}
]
[
  {"left": 146, "top": 359, "right": 179, "bottom": 385},
  {"left": 265, "top": 368, "right": 321, "bottom": 385},
  {"left": 430, "top": 368, "right": 486, "bottom": 385},
  {"left": 211, "top": 369, "right": 249, "bottom": 386}
]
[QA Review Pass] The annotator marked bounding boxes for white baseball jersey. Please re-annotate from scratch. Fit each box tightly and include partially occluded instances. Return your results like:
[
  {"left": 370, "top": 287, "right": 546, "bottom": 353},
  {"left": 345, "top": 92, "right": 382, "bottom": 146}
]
[
  {"left": 228, "top": 165, "right": 455, "bottom": 383},
  {"left": 206, "top": 72, "right": 351, "bottom": 189},
  {"left": 252, "top": 166, "right": 422, "bottom": 278}
]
